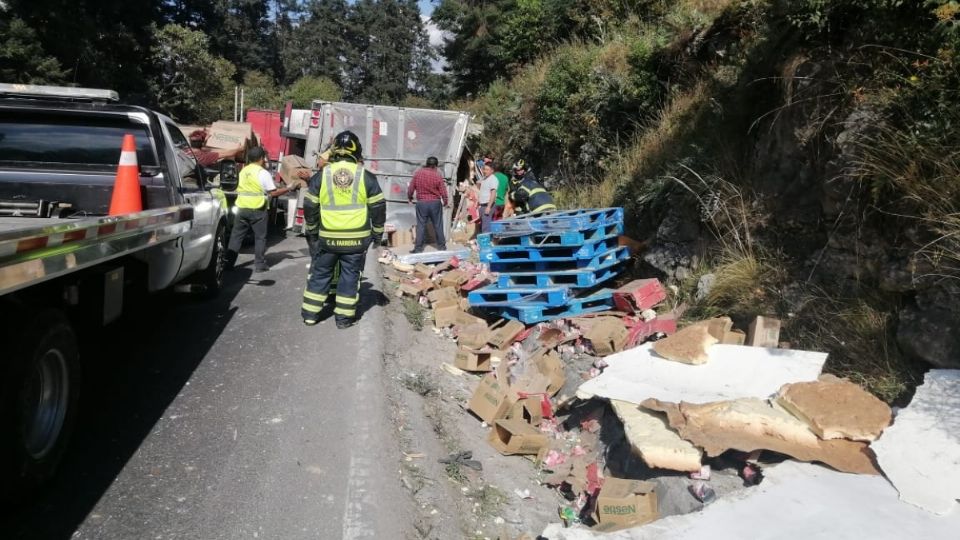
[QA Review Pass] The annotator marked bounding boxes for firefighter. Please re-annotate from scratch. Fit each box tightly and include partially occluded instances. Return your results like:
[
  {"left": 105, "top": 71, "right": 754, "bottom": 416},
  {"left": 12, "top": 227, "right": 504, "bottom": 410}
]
[
  {"left": 506, "top": 158, "right": 556, "bottom": 216},
  {"left": 226, "top": 146, "right": 296, "bottom": 272},
  {"left": 301, "top": 131, "right": 386, "bottom": 329}
]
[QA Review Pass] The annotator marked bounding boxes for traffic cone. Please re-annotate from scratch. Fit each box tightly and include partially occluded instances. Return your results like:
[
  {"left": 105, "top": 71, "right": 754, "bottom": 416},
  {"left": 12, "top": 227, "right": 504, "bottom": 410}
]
[{"left": 108, "top": 134, "right": 143, "bottom": 215}]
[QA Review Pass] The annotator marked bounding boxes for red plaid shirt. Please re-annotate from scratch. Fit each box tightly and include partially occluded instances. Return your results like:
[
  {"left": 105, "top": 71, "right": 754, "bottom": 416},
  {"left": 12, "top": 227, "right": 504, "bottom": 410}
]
[{"left": 407, "top": 167, "right": 448, "bottom": 205}]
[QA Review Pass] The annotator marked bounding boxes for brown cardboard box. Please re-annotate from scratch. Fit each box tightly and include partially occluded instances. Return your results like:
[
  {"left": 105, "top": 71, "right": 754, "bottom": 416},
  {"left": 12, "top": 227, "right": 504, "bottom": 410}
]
[
  {"left": 508, "top": 396, "right": 544, "bottom": 425},
  {"left": 454, "top": 348, "right": 493, "bottom": 372},
  {"left": 389, "top": 228, "right": 415, "bottom": 248},
  {"left": 458, "top": 322, "right": 491, "bottom": 349},
  {"left": 207, "top": 121, "right": 256, "bottom": 150},
  {"left": 532, "top": 349, "right": 565, "bottom": 396},
  {"left": 721, "top": 329, "right": 746, "bottom": 345},
  {"left": 487, "top": 319, "right": 526, "bottom": 349},
  {"left": 428, "top": 286, "right": 459, "bottom": 305},
  {"left": 747, "top": 316, "right": 781, "bottom": 348},
  {"left": 433, "top": 304, "right": 463, "bottom": 328},
  {"left": 593, "top": 478, "right": 659, "bottom": 531},
  {"left": 278, "top": 155, "right": 311, "bottom": 184},
  {"left": 440, "top": 270, "right": 469, "bottom": 289},
  {"left": 468, "top": 373, "right": 517, "bottom": 424},
  {"left": 692, "top": 316, "right": 734, "bottom": 341},
  {"left": 488, "top": 419, "right": 548, "bottom": 455},
  {"left": 413, "top": 263, "right": 434, "bottom": 280},
  {"left": 584, "top": 317, "right": 629, "bottom": 356},
  {"left": 399, "top": 280, "right": 434, "bottom": 296}
]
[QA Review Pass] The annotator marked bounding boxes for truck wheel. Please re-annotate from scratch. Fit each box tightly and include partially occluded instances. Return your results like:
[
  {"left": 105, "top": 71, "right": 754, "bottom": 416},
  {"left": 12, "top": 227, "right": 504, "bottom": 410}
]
[
  {"left": 0, "top": 310, "right": 80, "bottom": 501},
  {"left": 199, "top": 222, "right": 226, "bottom": 299}
]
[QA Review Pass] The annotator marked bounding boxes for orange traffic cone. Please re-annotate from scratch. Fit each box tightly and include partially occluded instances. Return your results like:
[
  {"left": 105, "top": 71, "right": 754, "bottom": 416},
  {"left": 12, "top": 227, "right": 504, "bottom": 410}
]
[{"left": 108, "top": 134, "right": 143, "bottom": 215}]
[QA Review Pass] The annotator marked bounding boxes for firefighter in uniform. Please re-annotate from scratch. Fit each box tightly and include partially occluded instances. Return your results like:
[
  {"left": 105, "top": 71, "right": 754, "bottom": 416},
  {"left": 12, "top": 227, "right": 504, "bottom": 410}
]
[
  {"left": 301, "top": 131, "right": 386, "bottom": 329},
  {"left": 506, "top": 158, "right": 556, "bottom": 216}
]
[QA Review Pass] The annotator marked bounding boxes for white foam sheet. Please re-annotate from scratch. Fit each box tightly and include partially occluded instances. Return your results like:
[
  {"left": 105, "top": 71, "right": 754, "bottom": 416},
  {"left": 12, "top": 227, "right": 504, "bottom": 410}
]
[
  {"left": 872, "top": 369, "right": 960, "bottom": 515},
  {"left": 541, "top": 461, "right": 960, "bottom": 540},
  {"left": 576, "top": 343, "right": 827, "bottom": 405}
]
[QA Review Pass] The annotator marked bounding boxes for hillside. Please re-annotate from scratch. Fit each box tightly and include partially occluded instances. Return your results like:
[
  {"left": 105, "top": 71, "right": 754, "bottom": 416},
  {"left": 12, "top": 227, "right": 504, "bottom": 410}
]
[{"left": 447, "top": 0, "right": 960, "bottom": 403}]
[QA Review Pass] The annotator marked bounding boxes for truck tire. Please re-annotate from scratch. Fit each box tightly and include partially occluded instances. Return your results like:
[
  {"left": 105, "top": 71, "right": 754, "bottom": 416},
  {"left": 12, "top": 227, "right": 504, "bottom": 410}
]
[
  {"left": 0, "top": 310, "right": 80, "bottom": 501},
  {"left": 199, "top": 222, "right": 226, "bottom": 299}
]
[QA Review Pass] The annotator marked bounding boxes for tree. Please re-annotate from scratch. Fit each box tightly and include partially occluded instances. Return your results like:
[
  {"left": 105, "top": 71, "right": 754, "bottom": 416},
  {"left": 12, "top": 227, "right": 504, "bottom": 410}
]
[
  {"left": 150, "top": 24, "right": 236, "bottom": 123},
  {"left": 283, "top": 0, "right": 352, "bottom": 85},
  {"left": 0, "top": 18, "right": 67, "bottom": 84},
  {"left": 241, "top": 70, "right": 284, "bottom": 109},
  {"left": 284, "top": 75, "right": 342, "bottom": 107}
]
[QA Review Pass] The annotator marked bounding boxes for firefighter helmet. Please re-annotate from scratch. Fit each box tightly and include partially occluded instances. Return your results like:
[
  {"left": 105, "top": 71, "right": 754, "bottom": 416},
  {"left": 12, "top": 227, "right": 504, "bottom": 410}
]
[{"left": 331, "top": 130, "right": 363, "bottom": 161}]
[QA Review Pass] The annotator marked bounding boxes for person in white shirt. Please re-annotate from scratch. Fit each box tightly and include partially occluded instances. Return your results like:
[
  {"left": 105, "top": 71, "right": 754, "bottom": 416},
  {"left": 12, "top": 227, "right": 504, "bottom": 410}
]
[{"left": 479, "top": 163, "right": 499, "bottom": 233}]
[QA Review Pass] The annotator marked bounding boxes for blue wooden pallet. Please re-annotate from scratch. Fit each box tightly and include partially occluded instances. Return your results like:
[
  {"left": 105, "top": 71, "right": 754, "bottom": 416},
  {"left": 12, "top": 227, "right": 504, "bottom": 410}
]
[
  {"left": 492, "top": 289, "right": 616, "bottom": 324},
  {"left": 477, "top": 221, "right": 624, "bottom": 249},
  {"left": 480, "top": 236, "right": 620, "bottom": 264},
  {"left": 489, "top": 245, "right": 630, "bottom": 273},
  {"left": 467, "top": 285, "right": 571, "bottom": 307},
  {"left": 489, "top": 208, "right": 624, "bottom": 235},
  {"left": 494, "top": 255, "right": 625, "bottom": 289}
]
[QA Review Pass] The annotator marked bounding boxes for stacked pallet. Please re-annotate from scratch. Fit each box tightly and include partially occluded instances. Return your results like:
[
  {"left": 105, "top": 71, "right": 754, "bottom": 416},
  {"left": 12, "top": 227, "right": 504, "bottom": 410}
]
[{"left": 468, "top": 208, "right": 628, "bottom": 323}]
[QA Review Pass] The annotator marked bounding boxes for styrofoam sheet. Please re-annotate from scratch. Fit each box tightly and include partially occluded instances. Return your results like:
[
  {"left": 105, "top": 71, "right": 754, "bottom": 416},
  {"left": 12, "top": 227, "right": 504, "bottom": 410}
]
[
  {"left": 541, "top": 460, "right": 960, "bottom": 539},
  {"left": 873, "top": 369, "right": 960, "bottom": 515},
  {"left": 576, "top": 343, "right": 827, "bottom": 404}
]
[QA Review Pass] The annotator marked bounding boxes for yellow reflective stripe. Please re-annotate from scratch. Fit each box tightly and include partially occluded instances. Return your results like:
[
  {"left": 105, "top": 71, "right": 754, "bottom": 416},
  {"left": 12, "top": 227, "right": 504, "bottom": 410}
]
[
  {"left": 303, "top": 290, "right": 327, "bottom": 302},
  {"left": 531, "top": 203, "right": 557, "bottom": 214},
  {"left": 301, "top": 303, "right": 323, "bottom": 313},
  {"left": 367, "top": 193, "right": 384, "bottom": 204},
  {"left": 303, "top": 192, "right": 319, "bottom": 203},
  {"left": 334, "top": 306, "right": 356, "bottom": 316},
  {"left": 335, "top": 295, "right": 359, "bottom": 306},
  {"left": 526, "top": 187, "right": 546, "bottom": 196},
  {"left": 371, "top": 226, "right": 384, "bottom": 233},
  {"left": 319, "top": 230, "right": 371, "bottom": 239}
]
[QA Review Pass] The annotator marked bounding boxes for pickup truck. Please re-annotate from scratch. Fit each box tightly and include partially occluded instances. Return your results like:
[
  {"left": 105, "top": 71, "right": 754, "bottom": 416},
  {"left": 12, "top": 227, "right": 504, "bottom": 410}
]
[{"left": 0, "top": 84, "right": 229, "bottom": 499}]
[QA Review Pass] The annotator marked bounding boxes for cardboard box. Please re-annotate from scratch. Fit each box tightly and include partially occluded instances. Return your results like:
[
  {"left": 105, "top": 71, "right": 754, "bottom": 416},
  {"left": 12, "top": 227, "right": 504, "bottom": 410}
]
[
  {"left": 747, "top": 316, "right": 781, "bottom": 348},
  {"left": 433, "top": 304, "right": 463, "bottom": 328},
  {"left": 458, "top": 322, "right": 491, "bottom": 349},
  {"left": 428, "top": 287, "right": 460, "bottom": 307},
  {"left": 278, "top": 155, "right": 311, "bottom": 184},
  {"left": 613, "top": 279, "right": 667, "bottom": 313},
  {"left": 584, "top": 317, "right": 630, "bottom": 356},
  {"left": 413, "top": 263, "right": 434, "bottom": 280},
  {"left": 695, "top": 316, "right": 733, "bottom": 341},
  {"left": 454, "top": 348, "right": 493, "bottom": 372},
  {"left": 508, "top": 396, "right": 544, "bottom": 425},
  {"left": 388, "top": 227, "right": 415, "bottom": 247},
  {"left": 532, "top": 349, "right": 565, "bottom": 396},
  {"left": 487, "top": 319, "right": 526, "bottom": 349},
  {"left": 207, "top": 121, "right": 256, "bottom": 150},
  {"left": 440, "top": 270, "right": 469, "bottom": 289},
  {"left": 593, "top": 478, "right": 659, "bottom": 531},
  {"left": 488, "top": 419, "right": 548, "bottom": 455},
  {"left": 721, "top": 329, "right": 746, "bottom": 345},
  {"left": 399, "top": 280, "right": 434, "bottom": 296},
  {"left": 468, "top": 373, "right": 517, "bottom": 423}
]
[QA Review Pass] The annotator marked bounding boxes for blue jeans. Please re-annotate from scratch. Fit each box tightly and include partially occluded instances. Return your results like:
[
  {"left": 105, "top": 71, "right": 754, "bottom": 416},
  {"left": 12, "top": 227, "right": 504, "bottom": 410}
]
[{"left": 414, "top": 200, "right": 446, "bottom": 251}]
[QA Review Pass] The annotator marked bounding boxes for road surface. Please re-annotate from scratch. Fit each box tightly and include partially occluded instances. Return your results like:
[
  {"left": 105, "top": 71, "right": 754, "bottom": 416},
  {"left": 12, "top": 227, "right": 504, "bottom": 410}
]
[{"left": 1, "top": 235, "right": 408, "bottom": 539}]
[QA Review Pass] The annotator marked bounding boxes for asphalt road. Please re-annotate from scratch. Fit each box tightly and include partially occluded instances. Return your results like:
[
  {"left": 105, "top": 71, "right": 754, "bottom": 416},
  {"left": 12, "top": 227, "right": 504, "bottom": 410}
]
[{"left": 1, "top": 235, "right": 408, "bottom": 539}]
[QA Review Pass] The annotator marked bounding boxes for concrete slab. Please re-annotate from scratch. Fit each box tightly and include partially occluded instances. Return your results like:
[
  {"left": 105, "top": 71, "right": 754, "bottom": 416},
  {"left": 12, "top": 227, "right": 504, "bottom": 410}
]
[
  {"left": 873, "top": 369, "right": 960, "bottom": 515},
  {"left": 610, "top": 400, "right": 702, "bottom": 472},
  {"left": 541, "top": 460, "right": 960, "bottom": 539},
  {"left": 577, "top": 343, "right": 827, "bottom": 404}
]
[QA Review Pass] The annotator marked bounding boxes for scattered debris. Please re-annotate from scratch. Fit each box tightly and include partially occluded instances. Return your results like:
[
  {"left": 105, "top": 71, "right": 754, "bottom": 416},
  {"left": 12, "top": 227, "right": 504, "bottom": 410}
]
[
  {"left": 593, "top": 478, "right": 659, "bottom": 531},
  {"left": 610, "top": 400, "right": 702, "bottom": 472},
  {"left": 439, "top": 450, "right": 483, "bottom": 472},
  {"left": 652, "top": 324, "right": 717, "bottom": 365}
]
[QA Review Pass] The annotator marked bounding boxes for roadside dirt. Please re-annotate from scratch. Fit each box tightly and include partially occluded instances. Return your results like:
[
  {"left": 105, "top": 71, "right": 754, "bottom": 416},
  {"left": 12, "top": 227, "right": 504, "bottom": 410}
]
[{"left": 382, "top": 300, "right": 562, "bottom": 539}]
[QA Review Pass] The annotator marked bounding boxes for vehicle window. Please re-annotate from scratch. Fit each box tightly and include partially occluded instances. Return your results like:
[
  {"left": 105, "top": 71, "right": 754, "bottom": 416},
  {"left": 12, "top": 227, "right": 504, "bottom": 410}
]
[
  {"left": 0, "top": 111, "right": 157, "bottom": 168},
  {"left": 164, "top": 121, "right": 202, "bottom": 189},
  {"left": 167, "top": 123, "right": 190, "bottom": 149}
]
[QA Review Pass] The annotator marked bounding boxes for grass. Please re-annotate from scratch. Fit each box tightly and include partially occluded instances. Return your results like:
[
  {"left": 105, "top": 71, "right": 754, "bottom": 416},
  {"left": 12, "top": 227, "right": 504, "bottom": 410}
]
[
  {"left": 790, "top": 289, "right": 922, "bottom": 404},
  {"left": 400, "top": 368, "right": 438, "bottom": 397},
  {"left": 402, "top": 296, "right": 426, "bottom": 331},
  {"left": 469, "top": 484, "right": 506, "bottom": 520}
]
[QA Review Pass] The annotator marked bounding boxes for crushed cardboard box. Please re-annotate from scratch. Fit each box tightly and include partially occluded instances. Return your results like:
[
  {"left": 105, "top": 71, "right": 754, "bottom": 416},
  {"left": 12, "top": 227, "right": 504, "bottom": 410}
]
[
  {"left": 721, "top": 329, "right": 746, "bottom": 345},
  {"left": 440, "top": 269, "right": 469, "bottom": 289},
  {"left": 428, "top": 287, "right": 460, "bottom": 308},
  {"left": 531, "top": 348, "right": 566, "bottom": 396},
  {"left": 488, "top": 419, "right": 548, "bottom": 455},
  {"left": 776, "top": 374, "right": 892, "bottom": 442},
  {"left": 454, "top": 348, "right": 493, "bottom": 372},
  {"left": 612, "top": 279, "right": 667, "bottom": 313},
  {"left": 278, "top": 155, "right": 311, "bottom": 185},
  {"left": 487, "top": 319, "right": 526, "bottom": 349},
  {"left": 584, "top": 317, "right": 630, "bottom": 356},
  {"left": 641, "top": 398, "right": 881, "bottom": 475},
  {"left": 468, "top": 372, "right": 518, "bottom": 424},
  {"left": 593, "top": 477, "right": 659, "bottom": 531},
  {"left": 458, "top": 321, "right": 491, "bottom": 349}
]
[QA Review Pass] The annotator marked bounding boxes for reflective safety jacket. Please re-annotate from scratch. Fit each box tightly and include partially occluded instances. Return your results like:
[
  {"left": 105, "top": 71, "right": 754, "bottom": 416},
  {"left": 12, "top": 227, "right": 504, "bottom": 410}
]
[
  {"left": 508, "top": 172, "right": 556, "bottom": 215},
  {"left": 302, "top": 158, "right": 386, "bottom": 253},
  {"left": 236, "top": 163, "right": 269, "bottom": 210}
]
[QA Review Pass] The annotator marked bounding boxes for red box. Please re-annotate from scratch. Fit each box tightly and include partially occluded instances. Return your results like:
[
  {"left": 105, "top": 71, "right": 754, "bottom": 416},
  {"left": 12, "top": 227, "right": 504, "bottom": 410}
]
[{"left": 613, "top": 279, "right": 667, "bottom": 313}]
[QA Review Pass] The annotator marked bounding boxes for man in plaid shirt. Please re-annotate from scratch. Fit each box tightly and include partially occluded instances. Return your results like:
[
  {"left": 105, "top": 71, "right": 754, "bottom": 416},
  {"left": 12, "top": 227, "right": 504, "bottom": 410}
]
[{"left": 407, "top": 156, "right": 449, "bottom": 253}]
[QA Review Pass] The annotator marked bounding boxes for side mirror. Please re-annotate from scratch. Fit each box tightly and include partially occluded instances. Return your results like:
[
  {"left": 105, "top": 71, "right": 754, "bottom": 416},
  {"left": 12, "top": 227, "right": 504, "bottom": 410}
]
[{"left": 219, "top": 160, "right": 239, "bottom": 191}]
